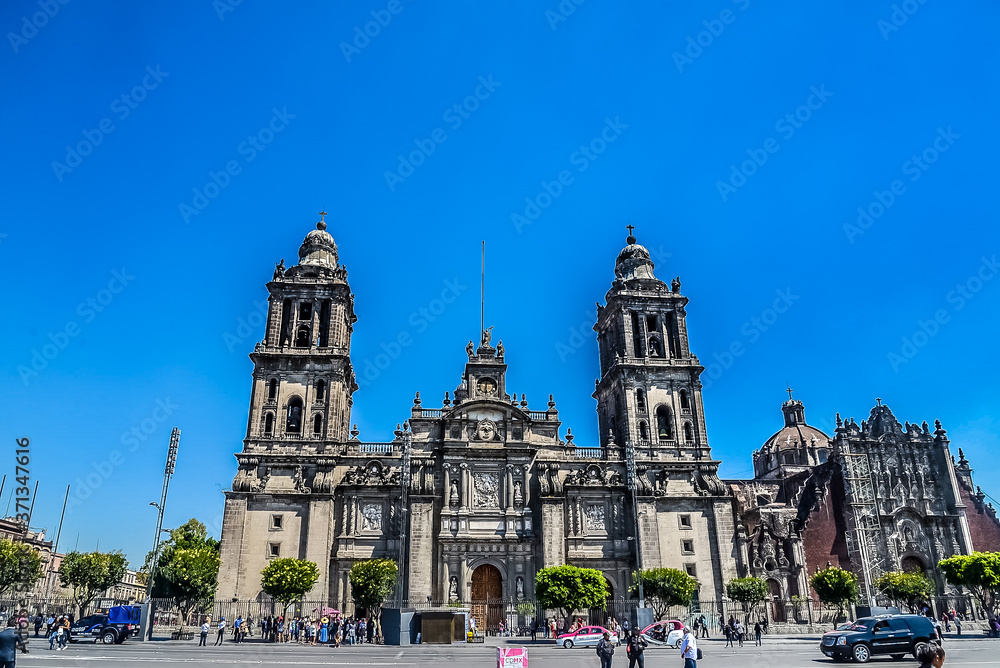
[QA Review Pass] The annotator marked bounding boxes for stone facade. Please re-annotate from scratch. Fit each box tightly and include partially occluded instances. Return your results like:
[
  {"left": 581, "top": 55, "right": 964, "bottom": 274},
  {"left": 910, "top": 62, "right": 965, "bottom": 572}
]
[{"left": 217, "top": 219, "right": 1000, "bottom": 615}]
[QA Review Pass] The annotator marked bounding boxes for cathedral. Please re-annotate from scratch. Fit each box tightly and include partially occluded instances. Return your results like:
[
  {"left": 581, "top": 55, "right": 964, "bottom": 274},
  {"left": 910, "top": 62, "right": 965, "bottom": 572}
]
[{"left": 217, "top": 218, "right": 1000, "bottom": 623}]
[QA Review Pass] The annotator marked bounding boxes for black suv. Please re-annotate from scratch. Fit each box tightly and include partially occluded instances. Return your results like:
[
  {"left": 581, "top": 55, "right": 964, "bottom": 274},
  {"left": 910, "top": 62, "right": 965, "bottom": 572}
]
[{"left": 820, "top": 615, "right": 936, "bottom": 663}]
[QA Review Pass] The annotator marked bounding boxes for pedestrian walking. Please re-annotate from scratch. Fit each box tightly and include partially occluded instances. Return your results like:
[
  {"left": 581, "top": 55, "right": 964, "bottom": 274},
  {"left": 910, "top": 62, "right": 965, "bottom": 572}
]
[
  {"left": 597, "top": 631, "right": 616, "bottom": 668},
  {"left": 215, "top": 618, "right": 226, "bottom": 645},
  {"left": 698, "top": 615, "right": 708, "bottom": 638},
  {"left": 753, "top": 621, "right": 762, "bottom": 647},
  {"left": 199, "top": 619, "right": 210, "bottom": 646},
  {"left": 679, "top": 626, "right": 698, "bottom": 668},
  {"left": 530, "top": 620, "right": 538, "bottom": 642},
  {"left": 0, "top": 619, "right": 28, "bottom": 667},
  {"left": 470, "top": 616, "right": 477, "bottom": 637},
  {"left": 933, "top": 619, "right": 943, "bottom": 642},
  {"left": 58, "top": 617, "right": 69, "bottom": 650},
  {"left": 32, "top": 615, "right": 42, "bottom": 638},
  {"left": 735, "top": 621, "right": 744, "bottom": 647},
  {"left": 955, "top": 617, "right": 962, "bottom": 636},
  {"left": 626, "top": 628, "right": 647, "bottom": 668},
  {"left": 724, "top": 624, "right": 733, "bottom": 648}
]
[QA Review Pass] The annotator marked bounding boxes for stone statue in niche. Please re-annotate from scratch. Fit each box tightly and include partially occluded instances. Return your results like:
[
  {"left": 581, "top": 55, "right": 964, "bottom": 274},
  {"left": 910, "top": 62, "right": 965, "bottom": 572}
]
[
  {"left": 450, "top": 478, "right": 460, "bottom": 508},
  {"left": 449, "top": 575, "right": 459, "bottom": 602},
  {"left": 513, "top": 480, "right": 524, "bottom": 508},
  {"left": 516, "top": 576, "right": 525, "bottom": 601}
]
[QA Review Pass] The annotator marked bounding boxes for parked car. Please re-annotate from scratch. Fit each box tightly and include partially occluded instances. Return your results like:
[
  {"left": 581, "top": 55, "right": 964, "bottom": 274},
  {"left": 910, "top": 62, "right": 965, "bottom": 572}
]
[
  {"left": 558, "top": 625, "right": 619, "bottom": 648},
  {"left": 70, "top": 606, "right": 140, "bottom": 644},
  {"left": 819, "top": 615, "right": 935, "bottom": 663},
  {"left": 640, "top": 620, "right": 685, "bottom": 647}
]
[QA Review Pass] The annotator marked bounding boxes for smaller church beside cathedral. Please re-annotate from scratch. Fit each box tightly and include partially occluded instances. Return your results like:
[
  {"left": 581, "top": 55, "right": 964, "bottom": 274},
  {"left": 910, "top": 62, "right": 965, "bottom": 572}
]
[{"left": 217, "top": 218, "right": 1000, "bottom": 625}]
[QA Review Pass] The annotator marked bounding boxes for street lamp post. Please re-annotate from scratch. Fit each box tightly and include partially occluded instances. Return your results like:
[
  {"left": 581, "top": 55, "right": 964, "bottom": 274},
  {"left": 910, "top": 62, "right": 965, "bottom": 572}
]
[{"left": 625, "top": 441, "right": 645, "bottom": 608}]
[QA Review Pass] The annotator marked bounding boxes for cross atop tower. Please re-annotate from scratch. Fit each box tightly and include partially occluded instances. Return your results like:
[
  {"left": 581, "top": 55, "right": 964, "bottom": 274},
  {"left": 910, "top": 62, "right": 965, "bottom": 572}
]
[
  {"left": 786, "top": 385, "right": 794, "bottom": 401},
  {"left": 876, "top": 397, "right": 882, "bottom": 406},
  {"left": 625, "top": 224, "right": 636, "bottom": 244},
  {"left": 626, "top": 224, "right": 634, "bottom": 236},
  {"left": 318, "top": 210, "right": 327, "bottom": 222}
]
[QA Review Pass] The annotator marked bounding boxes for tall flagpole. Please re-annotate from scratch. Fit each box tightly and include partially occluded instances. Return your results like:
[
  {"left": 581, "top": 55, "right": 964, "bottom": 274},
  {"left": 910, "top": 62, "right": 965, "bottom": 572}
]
[{"left": 481, "top": 241, "right": 485, "bottom": 337}]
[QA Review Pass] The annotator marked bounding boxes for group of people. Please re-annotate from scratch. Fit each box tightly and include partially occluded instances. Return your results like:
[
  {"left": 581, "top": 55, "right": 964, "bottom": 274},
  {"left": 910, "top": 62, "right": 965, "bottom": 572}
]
[
  {"left": 722, "top": 616, "right": 764, "bottom": 647},
  {"left": 199, "top": 613, "right": 380, "bottom": 647},
  {"left": 596, "top": 624, "right": 700, "bottom": 668}
]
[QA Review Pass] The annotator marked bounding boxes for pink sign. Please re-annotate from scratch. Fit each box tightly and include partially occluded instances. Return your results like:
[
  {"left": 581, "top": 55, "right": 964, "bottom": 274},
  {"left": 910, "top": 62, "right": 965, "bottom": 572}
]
[{"left": 497, "top": 647, "right": 528, "bottom": 668}]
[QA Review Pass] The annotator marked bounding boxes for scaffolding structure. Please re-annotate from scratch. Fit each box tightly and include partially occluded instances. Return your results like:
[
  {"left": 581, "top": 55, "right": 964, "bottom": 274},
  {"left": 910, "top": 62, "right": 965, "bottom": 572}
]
[{"left": 841, "top": 442, "right": 886, "bottom": 606}]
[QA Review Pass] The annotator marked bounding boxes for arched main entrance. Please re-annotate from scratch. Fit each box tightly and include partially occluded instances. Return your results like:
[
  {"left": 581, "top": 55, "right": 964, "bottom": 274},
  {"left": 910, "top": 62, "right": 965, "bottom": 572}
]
[
  {"left": 767, "top": 578, "right": 786, "bottom": 622},
  {"left": 470, "top": 564, "right": 504, "bottom": 634}
]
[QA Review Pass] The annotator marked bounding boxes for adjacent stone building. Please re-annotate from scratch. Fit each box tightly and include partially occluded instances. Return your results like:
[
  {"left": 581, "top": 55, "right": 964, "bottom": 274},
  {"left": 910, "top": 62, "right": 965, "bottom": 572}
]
[{"left": 217, "top": 218, "right": 1000, "bottom": 623}]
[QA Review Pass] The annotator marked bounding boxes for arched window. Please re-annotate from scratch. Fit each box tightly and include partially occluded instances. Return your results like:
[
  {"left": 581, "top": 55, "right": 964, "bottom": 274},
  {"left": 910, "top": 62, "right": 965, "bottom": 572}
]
[
  {"left": 268, "top": 379, "right": 277, "bottom": 401},
  {"left": 316, "top": 380, "right": 326, "bottom": 402},
  {"left": 683, "top": 422, "right": 693, "bottom": 443},
  {"left": 286, "top": 397, "right": 303, "bottom": 433},
  {"left": 656, "top": 406, "right": 673, "bottom": 440},
  {"left": 638, "top": 421, "right": 648, "bottom": 440},
  {"left": 313, "top": 414, "right": 323, "bottom": 436},
  {"left": 295, "top": 325, "right": 311, "bottom": 348},
  {"left": 679, "top": 389, "right": 689, "bottom": 410},
  {"left": 264, "top": 413, "right": 274, "bottom": 435},
  {"left": 636, "top": 389, "right": 646, "bottom": 413}
]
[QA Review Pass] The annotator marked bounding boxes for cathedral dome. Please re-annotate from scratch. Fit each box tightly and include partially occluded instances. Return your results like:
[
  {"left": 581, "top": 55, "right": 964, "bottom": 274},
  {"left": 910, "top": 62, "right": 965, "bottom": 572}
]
[
  {"left": 298, "top": 221, "right": 338, "bottom": 268},
  {"left": 760, "top": 399, "right": 830, "bottom": 453},
  {"left": 614, "top": 232, "right": 658, "bottom": 281}
]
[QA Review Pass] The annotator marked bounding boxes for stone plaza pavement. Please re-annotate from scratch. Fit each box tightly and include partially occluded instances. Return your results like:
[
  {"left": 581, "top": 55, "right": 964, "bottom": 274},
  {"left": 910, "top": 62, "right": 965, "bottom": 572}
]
[{"left": 10, "top": 634, "right": 1000, "bottom": 668}]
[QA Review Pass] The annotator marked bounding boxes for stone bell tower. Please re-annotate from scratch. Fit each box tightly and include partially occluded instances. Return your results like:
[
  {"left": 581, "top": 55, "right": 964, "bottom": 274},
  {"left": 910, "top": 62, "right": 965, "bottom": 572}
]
[
  {"left": 593, "top": 227, "right": 712, "bottom": 460},
  {"left": 246, "top": 215, "right": 358, "bottom": 447},
  {"left": 217, "top": 214, "right": 357, "bottom": 601}
]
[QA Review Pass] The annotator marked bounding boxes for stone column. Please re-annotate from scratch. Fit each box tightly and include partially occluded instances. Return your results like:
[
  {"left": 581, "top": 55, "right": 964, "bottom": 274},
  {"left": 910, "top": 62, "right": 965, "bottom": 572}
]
[{"left": 460, "top": 464, "right": 470, "bottom": 509}]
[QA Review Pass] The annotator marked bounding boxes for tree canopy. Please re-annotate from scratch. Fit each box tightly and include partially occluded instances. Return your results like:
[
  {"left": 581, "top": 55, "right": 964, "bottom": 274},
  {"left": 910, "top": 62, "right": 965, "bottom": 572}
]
[
  {"left": 939, "top": 552, "right": 1000, "bottom": 620},
  {"left": 726, "top": 576, "right": 769, "bottom": 623},
  {"left": 874, "top": 571, "right": 934, "bottom": 612},
  {"left": 0, "top": 538, "right": 44, "bottom": 596},
  {"left": 631, "top": 568, "right": 699, "bottom": 620},
  {"left": 262, "top": 558, "right": 320, "bottom": 614},
  {"left": 149, "top": 518, "right": 221, "bottom": 617},
  {"left": 58, "top": 550, "right": 128, "bottom": 616},
  {"left": 810, "top": 566, "right": 859, "bottom": 626},
  {"left": 348, "top": 559, "right": 398, "bottom": 616},
  {"left": 535, "top": 565, "right": 608, "bottom": 629}
]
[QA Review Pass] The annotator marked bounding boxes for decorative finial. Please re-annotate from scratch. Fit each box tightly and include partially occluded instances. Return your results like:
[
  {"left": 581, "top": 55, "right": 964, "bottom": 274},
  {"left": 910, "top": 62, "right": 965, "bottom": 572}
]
[
  {"left": 876, "top": 397, "right": 882, "bottom": 406},
  {"left": 626, "top": 223, "right": 636, "bottom": 245},
  {"left": 317, "top": 210, "right": 328, "bottom": 230}
]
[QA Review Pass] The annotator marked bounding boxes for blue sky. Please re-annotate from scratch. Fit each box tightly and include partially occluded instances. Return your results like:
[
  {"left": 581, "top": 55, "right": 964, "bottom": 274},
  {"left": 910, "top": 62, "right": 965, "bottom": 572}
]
[{"left": 2, "top": 1, "right": 999, "bottom": 567}]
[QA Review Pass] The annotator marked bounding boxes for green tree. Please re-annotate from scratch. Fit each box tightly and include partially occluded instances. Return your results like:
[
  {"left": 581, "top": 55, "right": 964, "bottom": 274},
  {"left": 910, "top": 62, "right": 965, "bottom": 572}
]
[
  {"left": 261, "top": 558, "right": 320, "bottom": 616},
  {"left": 0, "top": 539, "right": 44, "bottom": 597},
  {"left": 349, "top": 559, "right": 398, "bottom": 618},
  {"left": 149, "top": 519, "right": 221, "bottom": 623},
  {"left": 535, "top": 565, "right": 608, "bottom": 630},
  {"left": 726, "top": 576, "right": 769, "bottom": 624},
  {"left": 58, "top": 550, "right": 128, "bottom": 616},
  {"left": 939, "top": 552, "right": 1000, "bottom": 621},
  {"left": 631, "top": 568, "right": 699, "bottom": 620},
  {"left": 874, "top": 571, "right": 934, "bottom": 612},
  {"left": 810, "top": 566, "right": 859, "bottom": 627}
]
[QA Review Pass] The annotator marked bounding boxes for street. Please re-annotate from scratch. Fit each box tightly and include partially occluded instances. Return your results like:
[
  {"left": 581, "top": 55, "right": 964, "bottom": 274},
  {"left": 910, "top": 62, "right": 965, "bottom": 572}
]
[{"left": 11, "top": 635, "right": 998, "bottom": 667}]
